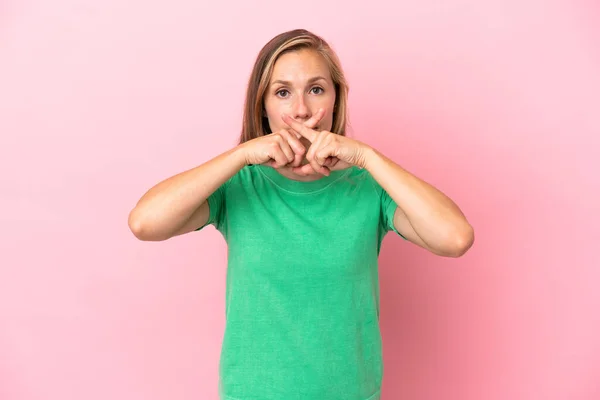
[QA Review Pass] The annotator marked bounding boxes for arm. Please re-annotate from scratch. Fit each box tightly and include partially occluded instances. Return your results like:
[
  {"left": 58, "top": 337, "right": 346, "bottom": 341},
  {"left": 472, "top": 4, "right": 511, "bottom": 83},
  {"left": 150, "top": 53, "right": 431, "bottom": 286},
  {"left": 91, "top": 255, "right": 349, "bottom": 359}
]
[
  {"left": 363, "top": 147, "right": 474, "bottom": 257},
  {"left": 128, "top": 124, "right": 313, "bottom": 241},
  {"left": 128, "top": 146, "right": 247, "bottom": 241},
  {"left": 278, "top": 113, "right": 474, "bottom": 258}
]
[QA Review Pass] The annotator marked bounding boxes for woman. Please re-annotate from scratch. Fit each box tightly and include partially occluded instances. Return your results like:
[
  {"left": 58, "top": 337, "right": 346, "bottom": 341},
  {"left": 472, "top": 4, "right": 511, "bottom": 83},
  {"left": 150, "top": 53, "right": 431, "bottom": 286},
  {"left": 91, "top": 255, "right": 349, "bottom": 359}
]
[{"left": 129, "top": 29, "right": 474, "bottom": 400}]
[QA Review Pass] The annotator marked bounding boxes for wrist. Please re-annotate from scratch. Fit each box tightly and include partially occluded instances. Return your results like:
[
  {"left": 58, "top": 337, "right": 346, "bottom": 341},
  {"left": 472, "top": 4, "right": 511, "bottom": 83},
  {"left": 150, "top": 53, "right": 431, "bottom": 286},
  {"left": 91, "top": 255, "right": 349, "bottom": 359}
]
[
  {"left": 232, "top": 143, "right": 251, "bottom": 167},
  {"left": 359, "top": 145, "right": 379, "bottom": 170}
]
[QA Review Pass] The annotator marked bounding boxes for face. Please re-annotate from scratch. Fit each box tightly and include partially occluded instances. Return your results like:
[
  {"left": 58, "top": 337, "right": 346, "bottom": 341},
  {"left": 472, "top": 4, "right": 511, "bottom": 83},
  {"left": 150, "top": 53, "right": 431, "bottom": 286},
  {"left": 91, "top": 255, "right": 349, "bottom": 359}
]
[{"left": 263, "top": 48, "right": 337, "bottom": 141}]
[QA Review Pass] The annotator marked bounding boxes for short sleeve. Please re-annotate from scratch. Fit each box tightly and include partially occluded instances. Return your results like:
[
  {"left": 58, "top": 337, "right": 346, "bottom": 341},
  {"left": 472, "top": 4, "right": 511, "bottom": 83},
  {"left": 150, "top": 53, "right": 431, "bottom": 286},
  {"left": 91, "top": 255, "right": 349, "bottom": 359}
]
[
  {"left": 381, "top": 189, "right": 400, "bottom": 235},
  {"left": 195, "top": 181, "right": 228, "bottom": 233},
  {"left": 367, "top": 172, "right": 406, "bottom": 240}
]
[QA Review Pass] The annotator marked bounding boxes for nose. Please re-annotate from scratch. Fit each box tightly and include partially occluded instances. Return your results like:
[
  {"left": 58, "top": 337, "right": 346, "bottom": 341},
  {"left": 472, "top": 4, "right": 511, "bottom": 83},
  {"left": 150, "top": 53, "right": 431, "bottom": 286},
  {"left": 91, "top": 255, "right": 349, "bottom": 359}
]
[{"left": 292, "top": 95, "right": 310, "bottom": 122}]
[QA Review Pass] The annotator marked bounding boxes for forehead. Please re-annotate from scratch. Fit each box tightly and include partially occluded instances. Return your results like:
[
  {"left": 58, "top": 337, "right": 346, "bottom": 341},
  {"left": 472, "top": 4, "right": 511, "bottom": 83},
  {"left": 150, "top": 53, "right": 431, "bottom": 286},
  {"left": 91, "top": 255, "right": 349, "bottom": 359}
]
[{"left": 270, "top": 48, "right": 332, "bottom": 82}]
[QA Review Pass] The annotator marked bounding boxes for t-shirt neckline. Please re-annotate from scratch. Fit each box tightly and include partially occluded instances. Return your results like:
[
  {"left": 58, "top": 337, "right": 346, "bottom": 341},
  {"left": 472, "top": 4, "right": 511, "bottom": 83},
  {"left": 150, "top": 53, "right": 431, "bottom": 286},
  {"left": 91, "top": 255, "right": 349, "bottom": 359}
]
[{"left": 255, "top": 165, "right": 352, "bottom": 194}]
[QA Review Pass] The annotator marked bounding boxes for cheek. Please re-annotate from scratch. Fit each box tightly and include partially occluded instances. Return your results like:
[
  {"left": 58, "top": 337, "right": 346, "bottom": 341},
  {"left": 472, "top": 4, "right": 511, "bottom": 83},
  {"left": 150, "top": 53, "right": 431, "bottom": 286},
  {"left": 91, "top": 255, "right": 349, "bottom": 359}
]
[
  {"left": 323, "top": 113, "right": 335, "bottom": 130},
  {"left": 264, "top": 98, "right": 291, "bottom": 116},
  {"left": 263, "top": 102, "right": 281, "bottom": 127},
  {"left": 265, "top": 111, "right": 284, "bottom": 127}
]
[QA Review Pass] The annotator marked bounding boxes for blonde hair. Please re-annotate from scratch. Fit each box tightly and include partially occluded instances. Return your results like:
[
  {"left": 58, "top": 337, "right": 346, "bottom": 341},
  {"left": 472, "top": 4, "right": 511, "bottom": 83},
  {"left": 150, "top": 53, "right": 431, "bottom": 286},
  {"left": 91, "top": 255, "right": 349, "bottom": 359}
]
[{"left": 239, "top": 29, "right": 349, "bottom": 144}]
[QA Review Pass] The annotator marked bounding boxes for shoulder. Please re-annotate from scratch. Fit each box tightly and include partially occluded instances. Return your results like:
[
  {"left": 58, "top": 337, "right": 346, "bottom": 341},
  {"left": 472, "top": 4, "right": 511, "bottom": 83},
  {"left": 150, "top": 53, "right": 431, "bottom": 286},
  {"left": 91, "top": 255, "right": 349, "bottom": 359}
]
[
  {"left": 224, "top": 164, "right": 262, "bottom": 185},
  {"left": 342, "top": 166, "right": 372, "bottom": 181},
  {"left": 337, "top": 167, "right": 380, "bottom": 191},
  {"left": 220, "top": 164, "right": 269, "bottom": 195}
]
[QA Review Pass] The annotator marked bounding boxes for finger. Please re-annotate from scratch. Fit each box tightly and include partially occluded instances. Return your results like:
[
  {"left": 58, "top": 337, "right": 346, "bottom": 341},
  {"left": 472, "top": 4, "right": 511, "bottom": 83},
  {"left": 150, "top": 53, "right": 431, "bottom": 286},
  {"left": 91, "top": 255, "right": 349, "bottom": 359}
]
[
  {"left": 306, "top": 142, "right": 330, "bottom": 176},
  {"left": 278, "top": 129, "right": 306, "bottom": 167},
  {"left": 292, "top": 151, "right": 304, "bottom": 168},
  {"left": 314, "top": 143, "right": 337, "bottom": 167},
  {"left": 294, "top": 157, "right": 345, "bottom": 175},
  {"left": 278, "top": 129, "right": 306, "bottom": 158},
  {"left": 308, "top": 158, "right": 330, "bottom": 176},
  {"left": 329, "top": 160, "right": 351, "bottom": 171},
  {"left": 267, "top": 144, "right": 290, "bottom": 168},
  {"left": 304, "top": 133, "right": 330, "bottom": 176},
  {"left": 323, "top": 157, "right": 338, "bottom": 168},
  {"left": 303, "top": 108, "right": 325, "bottom": 129},
  {"left": 281, "top": 113, "right": 318, "bottom": 142},
  {"left": 274, "top": 133, "right": 295, "bottom": 164},
  {"left": 292, "top": 163, "right": 321, "bottom": 176}
]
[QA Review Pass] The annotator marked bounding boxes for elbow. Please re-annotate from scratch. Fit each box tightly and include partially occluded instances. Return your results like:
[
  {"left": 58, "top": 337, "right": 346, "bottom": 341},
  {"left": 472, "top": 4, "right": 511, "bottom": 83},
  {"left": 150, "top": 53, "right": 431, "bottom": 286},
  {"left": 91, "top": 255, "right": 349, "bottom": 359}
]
[
  {"left": 128, "top": 208, "right": 167, "bottom": 242},
  {"left": 445, "top": 223, "right": 475, "bottom": 258},
  {"left": 128, "top": 209, "right": 149, "bottom": 240}
]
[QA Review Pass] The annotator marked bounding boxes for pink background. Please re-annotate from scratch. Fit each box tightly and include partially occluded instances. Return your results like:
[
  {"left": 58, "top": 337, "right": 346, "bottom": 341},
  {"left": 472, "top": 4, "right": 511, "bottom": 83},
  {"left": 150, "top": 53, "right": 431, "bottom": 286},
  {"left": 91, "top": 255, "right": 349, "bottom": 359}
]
[{"left": 1, "top": 0, "right": 599, "bottom": 399}]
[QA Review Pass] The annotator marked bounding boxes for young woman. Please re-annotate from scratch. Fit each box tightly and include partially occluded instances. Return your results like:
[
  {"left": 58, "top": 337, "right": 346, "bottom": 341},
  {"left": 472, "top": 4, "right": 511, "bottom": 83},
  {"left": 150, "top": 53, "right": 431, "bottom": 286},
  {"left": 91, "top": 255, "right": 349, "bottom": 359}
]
[{"left": 129, "top": 29, "right": 474, "bottom": 400}]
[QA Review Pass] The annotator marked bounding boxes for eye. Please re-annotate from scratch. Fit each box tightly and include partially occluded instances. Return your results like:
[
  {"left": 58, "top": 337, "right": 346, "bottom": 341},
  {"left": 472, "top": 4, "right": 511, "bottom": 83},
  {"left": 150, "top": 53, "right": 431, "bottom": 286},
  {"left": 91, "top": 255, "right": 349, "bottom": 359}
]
[
  {"left": 275, "top": 89, "right": 290, "bottom": 98},
  {"left": 310, "top": 86, "right": 324, "bottom": 95}
]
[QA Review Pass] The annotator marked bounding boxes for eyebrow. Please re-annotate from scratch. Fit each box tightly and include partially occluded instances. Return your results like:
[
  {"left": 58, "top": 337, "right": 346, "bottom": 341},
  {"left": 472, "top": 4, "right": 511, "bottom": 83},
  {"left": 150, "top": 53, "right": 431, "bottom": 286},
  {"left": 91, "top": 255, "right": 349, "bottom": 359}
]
[{"left": 270, "top": 76, "right": 328, "bottom": 87}]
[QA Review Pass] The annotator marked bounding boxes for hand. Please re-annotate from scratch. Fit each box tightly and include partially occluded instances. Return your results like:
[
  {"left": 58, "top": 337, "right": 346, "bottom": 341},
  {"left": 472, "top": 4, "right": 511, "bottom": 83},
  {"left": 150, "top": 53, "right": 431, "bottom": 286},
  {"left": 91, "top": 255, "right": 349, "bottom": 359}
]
[
  {"left": 281, "top": 112, "right": 370, "bottom": 176},
  {"left": 241, "top": 109, "right": 326, "bottom": 168}
]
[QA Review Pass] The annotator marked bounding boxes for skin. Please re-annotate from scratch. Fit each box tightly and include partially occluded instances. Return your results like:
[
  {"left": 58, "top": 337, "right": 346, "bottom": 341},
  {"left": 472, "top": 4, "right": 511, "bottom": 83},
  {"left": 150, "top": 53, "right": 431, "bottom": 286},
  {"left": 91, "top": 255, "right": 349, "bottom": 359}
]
[
  {"left": 261, "top": 49, "right": 475, "bottom": 257},
  {"left": 262, "top": 49, "right": 339, "bottom": 180},
  {"left": 128, "top": 48, "right": 474, "bottom": 257}
]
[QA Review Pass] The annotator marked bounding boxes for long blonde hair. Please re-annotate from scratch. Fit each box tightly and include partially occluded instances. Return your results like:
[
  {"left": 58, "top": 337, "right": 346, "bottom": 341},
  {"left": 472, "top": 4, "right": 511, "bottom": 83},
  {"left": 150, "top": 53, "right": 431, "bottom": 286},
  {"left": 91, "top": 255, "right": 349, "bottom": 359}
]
[{"left": 239, "top": 29, "right": 349, "bottom": 144}]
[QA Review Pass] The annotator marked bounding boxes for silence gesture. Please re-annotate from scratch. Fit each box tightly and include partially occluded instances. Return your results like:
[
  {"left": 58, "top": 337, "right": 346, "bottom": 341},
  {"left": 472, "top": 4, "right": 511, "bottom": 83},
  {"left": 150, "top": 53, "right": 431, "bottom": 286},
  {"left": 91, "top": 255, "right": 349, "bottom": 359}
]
[
  {"left": 281, "top": 111, "right": 369, "bottom": 176},
  {"left": 240, "top": 109, "right": 328, "bottom": 170}
]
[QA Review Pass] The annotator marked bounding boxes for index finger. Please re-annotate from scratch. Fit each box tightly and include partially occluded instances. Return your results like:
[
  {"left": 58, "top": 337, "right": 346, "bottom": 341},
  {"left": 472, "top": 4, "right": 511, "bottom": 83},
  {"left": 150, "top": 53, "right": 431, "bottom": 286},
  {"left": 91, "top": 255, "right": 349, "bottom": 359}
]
[
  {"left": 303, "top": 108, "right": 325, "bottom": 130},
  {"left": 281, "top": 113, "right": 318, "bottom": 142}
]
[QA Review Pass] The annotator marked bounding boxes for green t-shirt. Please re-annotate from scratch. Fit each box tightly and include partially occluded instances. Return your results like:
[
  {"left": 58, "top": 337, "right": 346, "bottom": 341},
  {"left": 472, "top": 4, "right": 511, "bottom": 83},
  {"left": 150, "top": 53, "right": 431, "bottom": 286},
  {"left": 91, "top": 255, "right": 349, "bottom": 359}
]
[{"left": 197, "top": 164, "right": 403, "bottom": 400}]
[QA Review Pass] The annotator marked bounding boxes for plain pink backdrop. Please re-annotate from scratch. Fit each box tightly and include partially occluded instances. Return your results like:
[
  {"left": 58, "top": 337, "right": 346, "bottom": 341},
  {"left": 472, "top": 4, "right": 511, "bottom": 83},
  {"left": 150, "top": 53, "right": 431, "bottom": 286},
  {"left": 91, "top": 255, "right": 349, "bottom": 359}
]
[{"left": 1, "top": 0, "right": 599, "bottom": 399}]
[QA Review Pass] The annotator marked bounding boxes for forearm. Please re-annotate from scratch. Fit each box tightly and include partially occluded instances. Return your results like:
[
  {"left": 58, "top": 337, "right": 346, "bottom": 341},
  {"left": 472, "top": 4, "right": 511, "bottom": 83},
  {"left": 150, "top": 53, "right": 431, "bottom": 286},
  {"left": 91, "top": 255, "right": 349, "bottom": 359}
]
[
  {"left": 363, "top": 146, "right": 474, "bottom": 254},
  {"left": 128, "top": 145, "right": 247, "bottom": 240}
]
